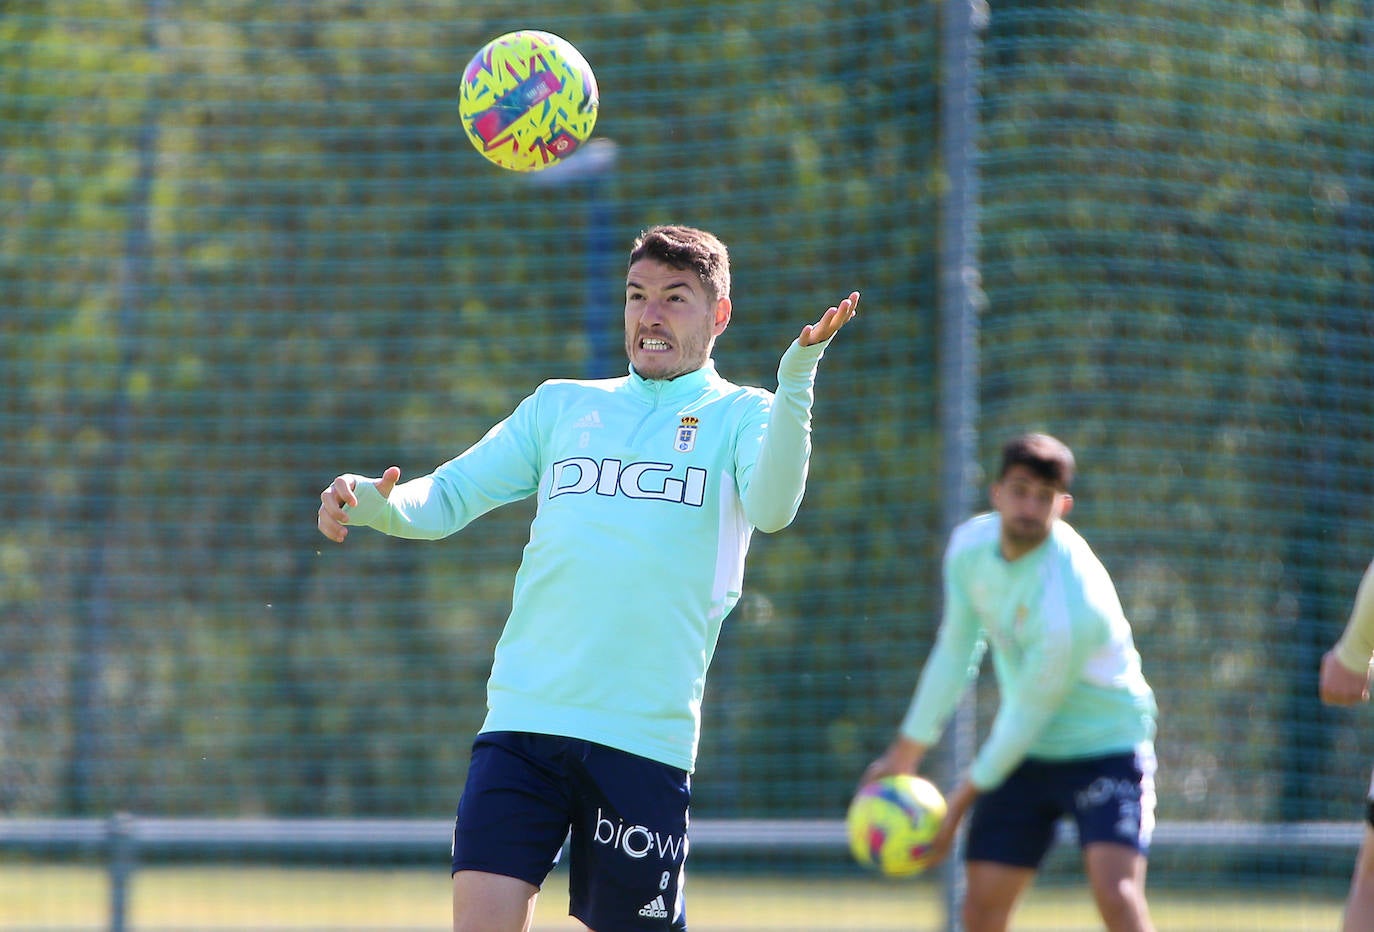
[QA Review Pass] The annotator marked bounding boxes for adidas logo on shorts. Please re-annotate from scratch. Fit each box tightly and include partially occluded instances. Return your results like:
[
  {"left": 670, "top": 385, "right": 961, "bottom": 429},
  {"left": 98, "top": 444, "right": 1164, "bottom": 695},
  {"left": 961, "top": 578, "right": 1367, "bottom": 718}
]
[{"left": 638, "top": 894, "right": 669, "bottom": 919}]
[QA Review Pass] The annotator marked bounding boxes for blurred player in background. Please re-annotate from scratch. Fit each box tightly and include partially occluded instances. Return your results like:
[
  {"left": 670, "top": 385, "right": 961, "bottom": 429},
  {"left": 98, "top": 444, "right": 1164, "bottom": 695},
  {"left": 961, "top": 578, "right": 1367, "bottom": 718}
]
[
  {"left": 1319, "top": 560, "right": 1374, "bottom": 932},
  {"left": 861, "top": 432, "right": 1159, "bottom": 932},
  {"left": 316, "top": 224, "right": 857, "bottom": 932}
]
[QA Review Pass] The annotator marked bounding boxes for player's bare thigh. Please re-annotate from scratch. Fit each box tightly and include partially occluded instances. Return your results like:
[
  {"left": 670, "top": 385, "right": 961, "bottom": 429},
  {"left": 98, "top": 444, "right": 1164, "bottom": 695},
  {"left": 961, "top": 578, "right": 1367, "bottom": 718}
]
[{"left": 452, "top": 870, "right": 541, "bottom": 932}]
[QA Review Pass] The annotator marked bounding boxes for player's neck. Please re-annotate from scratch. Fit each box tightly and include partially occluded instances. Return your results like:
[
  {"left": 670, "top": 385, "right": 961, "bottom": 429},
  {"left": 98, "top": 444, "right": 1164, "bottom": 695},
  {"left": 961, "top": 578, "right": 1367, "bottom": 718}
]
[{"left": 999, "top": 535, "right": 1046, "bottom": 562}]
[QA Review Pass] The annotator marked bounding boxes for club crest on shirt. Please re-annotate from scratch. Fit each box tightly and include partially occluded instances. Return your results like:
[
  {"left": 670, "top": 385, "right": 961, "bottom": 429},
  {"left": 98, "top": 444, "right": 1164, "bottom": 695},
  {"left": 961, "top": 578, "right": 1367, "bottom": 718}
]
[{"left": 674, "top": 416, "right": 699, "bottom": 453}]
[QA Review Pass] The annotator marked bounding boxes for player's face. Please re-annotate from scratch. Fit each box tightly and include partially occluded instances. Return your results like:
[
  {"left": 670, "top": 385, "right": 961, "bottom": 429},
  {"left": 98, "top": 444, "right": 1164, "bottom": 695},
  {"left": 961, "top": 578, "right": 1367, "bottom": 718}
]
[
  {"left": 624, "top": 258, "right": 731, "bottom": 381},
  {"left": 990, "top": 465, "right": 1073, "bottom": 559}
]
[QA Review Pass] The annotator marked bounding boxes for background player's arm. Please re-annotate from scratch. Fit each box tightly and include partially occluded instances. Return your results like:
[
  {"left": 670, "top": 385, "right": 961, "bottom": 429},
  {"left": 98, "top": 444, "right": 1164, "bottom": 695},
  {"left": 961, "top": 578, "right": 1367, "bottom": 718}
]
[
  {"left": 963, "top": 596, "right": 1086, "bottom": 791},
  {"left": 862, "top": 545, "right": 985, "bottom": 786},
  {"left": 1321, "top": 560, "right": 1374, "bottom": 706},
  {"left": 916, "top": 600, "right": 1082, "bottom": 870}
]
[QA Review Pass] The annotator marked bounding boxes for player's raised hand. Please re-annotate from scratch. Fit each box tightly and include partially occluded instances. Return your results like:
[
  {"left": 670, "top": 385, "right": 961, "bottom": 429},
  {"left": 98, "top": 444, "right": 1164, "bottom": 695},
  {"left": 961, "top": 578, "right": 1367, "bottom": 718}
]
[
  {"left": 799, "top": 290, "right": 859, "bottom": 347},
  {"left": 317, "top": 466, "right": 401, "bottom": 543}
]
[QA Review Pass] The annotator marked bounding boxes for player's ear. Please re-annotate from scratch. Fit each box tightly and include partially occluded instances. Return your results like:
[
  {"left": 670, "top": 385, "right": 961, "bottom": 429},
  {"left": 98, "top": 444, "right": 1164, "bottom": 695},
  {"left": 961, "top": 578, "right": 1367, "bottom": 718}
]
[
  {"left": 1056, "top": 493, "right": 1074, "bottom": 517},
  {"left": 713, "top": 297, "right": 731, "bottom": 334}
]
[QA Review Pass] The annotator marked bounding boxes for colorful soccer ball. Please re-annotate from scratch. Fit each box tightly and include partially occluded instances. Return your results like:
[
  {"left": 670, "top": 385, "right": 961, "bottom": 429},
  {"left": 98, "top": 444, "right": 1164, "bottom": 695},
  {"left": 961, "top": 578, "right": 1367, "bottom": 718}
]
[
  {"left": 846, "top": 774, "right": 947, "bottom": 877},
  {"left": 458, "top": 30, "right": 599, "bottom": 172}
]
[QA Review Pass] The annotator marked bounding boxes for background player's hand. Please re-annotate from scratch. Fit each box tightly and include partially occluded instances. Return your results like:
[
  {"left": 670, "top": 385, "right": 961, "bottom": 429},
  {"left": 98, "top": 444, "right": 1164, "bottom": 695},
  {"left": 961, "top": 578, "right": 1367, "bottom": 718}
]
[
  {"left": 799, "top": 290, "right": 859, "bottom": 347},
  {"left": 1319, "top": 648, "right": 1371, "bottom": 706},
  {"left": 859, "top": 734, "right": 925, "bottom": 789},
  {"left": 924, "top": 780, "right": 978, "bottom": 870},
  {"left": 316, "top": 467, "right": 400, "bottom": 543}
]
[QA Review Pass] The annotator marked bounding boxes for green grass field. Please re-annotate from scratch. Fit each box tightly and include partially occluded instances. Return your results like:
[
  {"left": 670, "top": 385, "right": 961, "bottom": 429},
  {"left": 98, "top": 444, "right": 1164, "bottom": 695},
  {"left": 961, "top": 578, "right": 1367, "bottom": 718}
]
[{"left": 0, "top": 864, "right": 1345, "bottom": 930}]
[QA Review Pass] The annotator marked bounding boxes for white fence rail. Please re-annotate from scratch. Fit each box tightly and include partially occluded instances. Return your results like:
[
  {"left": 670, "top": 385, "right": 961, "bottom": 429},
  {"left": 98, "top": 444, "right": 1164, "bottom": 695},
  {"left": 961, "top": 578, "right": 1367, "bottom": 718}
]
[
  {"left": 2, "top": 814, "right": 1361, "bottom": 851},
  {"left": 0, "top": 817, "right": 1362, "bottom": 932}
]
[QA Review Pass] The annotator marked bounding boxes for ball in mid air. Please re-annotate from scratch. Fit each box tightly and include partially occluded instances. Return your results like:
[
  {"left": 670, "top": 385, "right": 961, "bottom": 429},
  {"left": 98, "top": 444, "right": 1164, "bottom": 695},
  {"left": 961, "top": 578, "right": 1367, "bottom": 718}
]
[{"left": 458, "top": 30, "right": 599, "bottom": 172}]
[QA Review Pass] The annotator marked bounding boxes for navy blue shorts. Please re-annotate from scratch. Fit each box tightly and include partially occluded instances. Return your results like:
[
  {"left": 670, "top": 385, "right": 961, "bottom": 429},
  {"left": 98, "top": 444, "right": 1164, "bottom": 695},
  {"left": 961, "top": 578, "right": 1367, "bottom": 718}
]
[
  {"left": 965, "top": 745, "right": 1156, "bottom": 869},
  {"left": 451, "top": 731, "right": 691, "bottom": 931}
]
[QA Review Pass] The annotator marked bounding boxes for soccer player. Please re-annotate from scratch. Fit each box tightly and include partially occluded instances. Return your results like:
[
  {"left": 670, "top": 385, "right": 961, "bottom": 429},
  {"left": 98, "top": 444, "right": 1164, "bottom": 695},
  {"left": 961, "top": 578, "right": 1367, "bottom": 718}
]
[
  {"left": 1319, "top": 559, "right": 1374, "bottom": 932},
  {"left": 861, "top": 433, "right": 1159, "bottom": 932},
  {"left": 316, "top": 225, "right": 857, "bottom": 932}
]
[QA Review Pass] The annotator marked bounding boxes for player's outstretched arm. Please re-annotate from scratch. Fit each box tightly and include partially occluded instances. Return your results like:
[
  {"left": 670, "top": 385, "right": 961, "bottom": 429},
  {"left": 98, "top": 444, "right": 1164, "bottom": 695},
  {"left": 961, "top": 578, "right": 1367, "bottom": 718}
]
[
  {"left": 1320, "top": 649, "right": 1371, "bottom": 706},
  {"left": 799, "top": 290, "right": 859, "bottom": 347},
  {"left": 317, "top": 466, "right": 401, "bottom": 543},
  {"left": 1322, "top": 560, "right": 1374, "bottom": 705}
]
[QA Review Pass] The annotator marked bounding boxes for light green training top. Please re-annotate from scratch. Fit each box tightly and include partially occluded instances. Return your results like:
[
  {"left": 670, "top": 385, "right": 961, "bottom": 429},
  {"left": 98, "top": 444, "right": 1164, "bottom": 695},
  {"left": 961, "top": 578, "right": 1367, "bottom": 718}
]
[
  {"left": 900, "top": 513, "right": 1158, "bottom": 791},
  {"left": 1334, "top": 561, "right": 1374, "bottom": 675},
  {"left": 344, "top": 339, "right": 828, "bottom": 772}
]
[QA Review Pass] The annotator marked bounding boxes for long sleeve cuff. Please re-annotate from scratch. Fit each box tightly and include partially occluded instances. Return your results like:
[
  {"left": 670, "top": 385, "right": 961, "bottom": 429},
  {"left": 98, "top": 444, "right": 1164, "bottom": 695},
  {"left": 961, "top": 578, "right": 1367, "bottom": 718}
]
[
  {"left": 342, "top": 476, "right": 388, "bottom": 526},
  {"left": 776, "top": 336, "right": 827, "bottom": 390}
]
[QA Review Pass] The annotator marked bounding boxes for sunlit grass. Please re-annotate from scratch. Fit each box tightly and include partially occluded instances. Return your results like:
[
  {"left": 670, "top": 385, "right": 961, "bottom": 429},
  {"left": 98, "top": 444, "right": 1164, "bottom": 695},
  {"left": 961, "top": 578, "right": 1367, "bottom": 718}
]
[{"left": 0, "top": 864, "right": 1346, "bottom": 931}]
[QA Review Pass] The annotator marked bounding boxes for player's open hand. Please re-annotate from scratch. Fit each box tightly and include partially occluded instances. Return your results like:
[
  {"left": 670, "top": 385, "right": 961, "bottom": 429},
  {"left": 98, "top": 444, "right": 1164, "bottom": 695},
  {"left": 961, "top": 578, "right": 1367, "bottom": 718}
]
[
  {"left": 799, "top": 291, "right": 859, "bottom": 347},
  {"left": 316, "top": 466, "right": 400, "bottom": 543}
]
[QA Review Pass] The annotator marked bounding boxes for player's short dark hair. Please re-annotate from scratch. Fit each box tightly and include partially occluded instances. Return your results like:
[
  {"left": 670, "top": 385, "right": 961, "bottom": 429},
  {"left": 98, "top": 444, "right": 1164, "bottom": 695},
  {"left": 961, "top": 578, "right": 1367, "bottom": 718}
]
[
  {"left": 628, "top": 225, "right": 731, "bottom": 303},
  {"left": 999, "top": 433, "right": 1076, "bottom": 490}
]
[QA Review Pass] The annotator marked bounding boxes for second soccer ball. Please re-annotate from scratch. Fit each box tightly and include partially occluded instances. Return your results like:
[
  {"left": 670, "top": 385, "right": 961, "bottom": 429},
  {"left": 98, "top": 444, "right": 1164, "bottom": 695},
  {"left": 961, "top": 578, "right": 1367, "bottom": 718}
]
[{"left": 846, "top": 774, "right": 947, "bottom": 878}]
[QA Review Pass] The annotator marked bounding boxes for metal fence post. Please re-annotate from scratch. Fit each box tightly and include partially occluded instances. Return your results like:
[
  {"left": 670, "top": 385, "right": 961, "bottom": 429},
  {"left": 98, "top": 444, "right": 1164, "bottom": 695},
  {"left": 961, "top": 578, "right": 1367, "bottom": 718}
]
[
  {"left": 938, "top": 0, "right": 988, "bottom": 928},
  {"left": 107, "top": 813, "right": 135, "bottom": 932}
]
